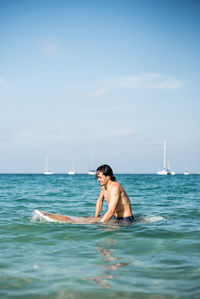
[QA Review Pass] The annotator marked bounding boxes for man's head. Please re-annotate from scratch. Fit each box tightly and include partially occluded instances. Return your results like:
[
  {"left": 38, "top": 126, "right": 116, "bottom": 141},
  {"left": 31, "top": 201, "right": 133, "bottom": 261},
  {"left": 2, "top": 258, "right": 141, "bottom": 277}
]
[{"left": 96, "top": 165, "right": 116, "bottom": 186}]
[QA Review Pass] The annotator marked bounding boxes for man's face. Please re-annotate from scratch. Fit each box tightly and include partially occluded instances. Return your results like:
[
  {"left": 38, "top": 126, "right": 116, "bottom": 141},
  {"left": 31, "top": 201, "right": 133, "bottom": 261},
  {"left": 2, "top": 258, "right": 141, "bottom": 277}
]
[{"left": 96, "top": 171, "right": 110, "bottom": 187}]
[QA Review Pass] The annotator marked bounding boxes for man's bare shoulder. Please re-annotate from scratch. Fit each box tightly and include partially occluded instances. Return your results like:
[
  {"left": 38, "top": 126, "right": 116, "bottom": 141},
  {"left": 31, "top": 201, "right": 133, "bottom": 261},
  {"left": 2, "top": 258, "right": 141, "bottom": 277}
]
[
  {"left": 112, "top": 181, "right": 120, "bottom": 186},
  {"left": 110, "top": 181, "right": 121, "bottom": 191}
]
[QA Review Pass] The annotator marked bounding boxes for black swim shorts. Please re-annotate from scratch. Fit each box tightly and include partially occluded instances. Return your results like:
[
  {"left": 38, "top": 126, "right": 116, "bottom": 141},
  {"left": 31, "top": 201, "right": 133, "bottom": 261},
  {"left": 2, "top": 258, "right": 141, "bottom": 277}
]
[{"left": 112, "top": 215, "right": 135, "bottom": 223}]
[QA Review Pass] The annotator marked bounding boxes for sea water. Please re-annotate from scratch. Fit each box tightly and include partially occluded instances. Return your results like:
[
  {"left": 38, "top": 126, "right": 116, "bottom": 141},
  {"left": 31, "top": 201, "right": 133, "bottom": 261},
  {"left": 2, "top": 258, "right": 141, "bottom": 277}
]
[{"left": 0, "top": 174, "right": 200, "bottom": 299}]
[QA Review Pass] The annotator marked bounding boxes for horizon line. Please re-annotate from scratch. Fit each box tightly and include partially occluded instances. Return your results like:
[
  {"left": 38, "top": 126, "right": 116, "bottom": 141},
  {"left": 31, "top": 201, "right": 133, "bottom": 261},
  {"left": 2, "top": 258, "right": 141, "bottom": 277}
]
[{"left": 0, "top": 172, "right": 199, "bottom": 175}]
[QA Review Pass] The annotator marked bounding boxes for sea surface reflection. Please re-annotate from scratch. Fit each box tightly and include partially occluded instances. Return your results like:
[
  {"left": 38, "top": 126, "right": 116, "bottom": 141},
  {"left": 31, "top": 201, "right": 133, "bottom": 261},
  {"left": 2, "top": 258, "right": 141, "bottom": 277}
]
[{"left": 85, "top": 237, "right": 131, "bottom": 289}]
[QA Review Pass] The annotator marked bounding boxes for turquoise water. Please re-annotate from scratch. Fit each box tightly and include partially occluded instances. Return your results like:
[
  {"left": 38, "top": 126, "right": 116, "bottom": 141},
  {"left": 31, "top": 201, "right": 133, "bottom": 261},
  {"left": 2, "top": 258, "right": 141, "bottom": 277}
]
[{"left": 0, "top": 174, "right": 200, "bottom": 299}]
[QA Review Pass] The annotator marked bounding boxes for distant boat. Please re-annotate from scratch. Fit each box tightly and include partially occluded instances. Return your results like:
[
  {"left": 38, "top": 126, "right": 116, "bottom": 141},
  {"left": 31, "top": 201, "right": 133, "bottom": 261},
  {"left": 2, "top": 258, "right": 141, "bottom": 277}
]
[
  {"left": 88, "top": 170, "right": 96, "bottom": 175},
  {"left": 88, "top": 158, "right": 95, "bottom": 175},
  {"left": 157, "top": 169, "right": 175, "bottom": 175},
  {"left": 167, "top": 162, "right": 175, "bottom": 175},
  {"left": 68, "top": 170, "right": 76, "bottom": 175},
  {"left": 44, "top": 156, "right": 54, "bottom": 175},
  {"left": 184, "top": 171, "right": 189, "bottom": 175},
  {"left": 68, "top": 162, "right": 76, "bottom": 175},
  {"left": 184, "top": 161, "right": 189, "bottom": 175},
  {"left": 157, "top": 141, "right": 175, "bottom": 175}
]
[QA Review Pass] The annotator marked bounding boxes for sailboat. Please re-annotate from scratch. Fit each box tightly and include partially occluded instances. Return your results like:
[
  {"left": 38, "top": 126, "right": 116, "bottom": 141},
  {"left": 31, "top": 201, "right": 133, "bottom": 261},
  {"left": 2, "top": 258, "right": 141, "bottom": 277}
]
[
  {"left": 68, "top": 162, "right": 76, "bottom": 175},
  {"left": 68, "top": 170, "right": 76, "bottom": 175},
  {"left": 157, "top": 141, "right": 175, "bottom": 175},
  {"left": 184, "top": 161, "right": 189, "bottom": 175},
  {"left": 88, "top": 157, "right": 96, "bottom": 175},
  {"left": 88, "top": 165, "right": 95, "bottom": 175},
  {"left": 88, "top": 170, "right": 96, "bottom": 175},
  {"left": 44, "top": 156, "right": 54, "bottom": 175},
  {"left": 167, "top": 162, "right": 175, "bottom": 175}
]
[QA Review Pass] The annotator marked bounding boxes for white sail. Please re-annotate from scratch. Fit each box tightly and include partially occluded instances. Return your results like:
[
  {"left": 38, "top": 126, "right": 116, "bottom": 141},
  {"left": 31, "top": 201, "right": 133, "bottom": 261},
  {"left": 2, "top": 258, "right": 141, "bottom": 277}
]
[
  {"left": 68, "top": 161, "right": 76, "bottom": 175},
  {"left": 157, "top": 141, "right": 175, "bottom": 175},
  {"left": 184, "top": 160, "right": 189, "bottom": 175},
  {"left": 44, "top": 156, "right": 53, "bottom": 175},
  {"left": 88, "top": 156, "right": 95, "bottom": 175}
]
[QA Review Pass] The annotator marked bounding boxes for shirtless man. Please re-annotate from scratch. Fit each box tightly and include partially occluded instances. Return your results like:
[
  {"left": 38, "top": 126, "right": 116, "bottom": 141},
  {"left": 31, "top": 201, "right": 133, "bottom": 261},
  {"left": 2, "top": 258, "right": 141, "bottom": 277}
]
[
  {"left": 95, "top": 165, "right": 134, "bottom": 223},
  {"left": 40, "top": 164, "right": 133, "bottom": 224}
]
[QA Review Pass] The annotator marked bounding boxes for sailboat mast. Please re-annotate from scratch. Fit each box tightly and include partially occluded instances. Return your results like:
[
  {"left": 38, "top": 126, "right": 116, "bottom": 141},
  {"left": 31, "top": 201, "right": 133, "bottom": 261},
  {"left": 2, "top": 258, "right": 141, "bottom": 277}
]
[
  {"left": 184, "top": 160, "right": 189, "bottom": 175},
  {"left": 44, "top": 156, "right": 49, "bottom": 172},
  {"left": 163, "top": 141, "right": 166, "bottom": 169}
]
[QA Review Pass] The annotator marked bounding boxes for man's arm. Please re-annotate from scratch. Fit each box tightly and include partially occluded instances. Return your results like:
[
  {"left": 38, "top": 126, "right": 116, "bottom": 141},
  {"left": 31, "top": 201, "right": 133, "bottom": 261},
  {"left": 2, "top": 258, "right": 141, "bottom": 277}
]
[
  {"left": 100, "top": 185, "right": 120, "bottom": 223},
  {"left": 95, "top": 189, "right": 104, "bottom": 217}
]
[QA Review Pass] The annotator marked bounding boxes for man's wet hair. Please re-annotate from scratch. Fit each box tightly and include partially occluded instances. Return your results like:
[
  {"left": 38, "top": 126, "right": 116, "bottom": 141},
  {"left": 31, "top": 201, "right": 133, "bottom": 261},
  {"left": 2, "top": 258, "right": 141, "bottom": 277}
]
[{"left": 96, "top": 164, "right": 116, "bottom": 181}]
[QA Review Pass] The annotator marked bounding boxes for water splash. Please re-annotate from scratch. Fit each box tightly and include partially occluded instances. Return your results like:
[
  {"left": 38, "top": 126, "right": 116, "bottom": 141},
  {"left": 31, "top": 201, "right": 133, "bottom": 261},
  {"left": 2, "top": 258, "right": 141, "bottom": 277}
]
[{"left": 138, "top": 215, "right": 166, "bottom": 223}]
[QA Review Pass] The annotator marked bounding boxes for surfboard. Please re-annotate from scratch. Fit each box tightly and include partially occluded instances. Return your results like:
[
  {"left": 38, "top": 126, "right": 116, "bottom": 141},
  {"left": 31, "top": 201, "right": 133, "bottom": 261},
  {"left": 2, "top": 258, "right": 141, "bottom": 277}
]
[
  {"left": 32, "top": 210, "right": 79, "bottom": 223},
  {"left": 32, "top": 210, "right": 99, "bottom": 224}
]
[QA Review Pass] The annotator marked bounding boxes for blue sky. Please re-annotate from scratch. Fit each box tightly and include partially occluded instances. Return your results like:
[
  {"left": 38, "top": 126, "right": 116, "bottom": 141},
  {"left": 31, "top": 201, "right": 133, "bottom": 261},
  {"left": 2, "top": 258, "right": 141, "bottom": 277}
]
[{"left": 0, "top": 0, "right": 199, "bottom": 173}]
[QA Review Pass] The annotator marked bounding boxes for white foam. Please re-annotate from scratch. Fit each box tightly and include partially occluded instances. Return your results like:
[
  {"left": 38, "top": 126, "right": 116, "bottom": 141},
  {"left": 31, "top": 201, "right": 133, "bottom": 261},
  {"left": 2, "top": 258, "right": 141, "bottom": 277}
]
[{"left": 139, "top": 215, "right": 166, "bottom": 223}]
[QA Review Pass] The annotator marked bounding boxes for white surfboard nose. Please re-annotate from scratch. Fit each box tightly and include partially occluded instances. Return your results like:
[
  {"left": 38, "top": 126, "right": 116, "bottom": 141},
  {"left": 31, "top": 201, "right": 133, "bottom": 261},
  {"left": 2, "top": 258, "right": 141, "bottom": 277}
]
[{"left": 32, "top": 210, "right": 56, "bottom": 222}]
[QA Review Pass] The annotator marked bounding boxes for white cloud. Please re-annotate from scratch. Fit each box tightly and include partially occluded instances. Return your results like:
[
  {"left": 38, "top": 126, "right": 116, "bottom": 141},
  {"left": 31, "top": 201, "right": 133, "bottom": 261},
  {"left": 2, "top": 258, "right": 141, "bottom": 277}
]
[
  {"left": 50, "top": 73, "right": 185, "bottom": 103},
  {"left": 117, "top": 73, "right": 183, "bottom": 89},
  {"left": 105, "top": 128, "right": 134, "bottom": 137},
  {"left": 16, "top": 130, "right": 70, "bottom": 145},
  {"left": 91, "top": 87, "right": 108, "bottom": 97},
  {"left": 97, "top": 105, "right": 136, "bottom": 114},
  {"left": 0, "top": 78, "right": 13, "bottom": 91},
  {"left": 108, "top": 105, "right": 136, "bottom": 113},
  {"left": 0, "top": 129, "right": 71, "bottom": 149},
  {"left": 90, "top": 73, "right": 185, "bottom": 98},
  {"left": 39, "top": 38, "right": 66, "bottom": 56}
]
